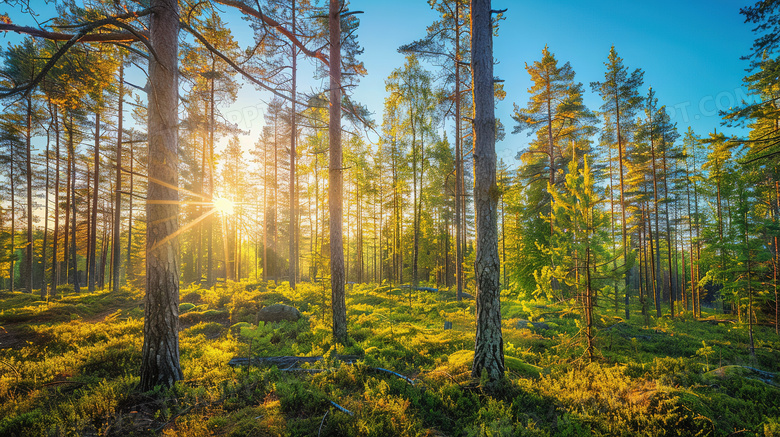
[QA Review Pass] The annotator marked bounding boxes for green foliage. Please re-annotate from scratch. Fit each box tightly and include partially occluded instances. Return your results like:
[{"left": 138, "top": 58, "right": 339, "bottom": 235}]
[{"left": 1, "top": 282, "right": 779, "bottom": 436}]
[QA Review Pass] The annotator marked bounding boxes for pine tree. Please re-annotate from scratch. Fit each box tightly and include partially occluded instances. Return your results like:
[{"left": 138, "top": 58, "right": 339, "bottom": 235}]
[{"left": 591, "top": 46, "right": 644, "bottom": 319}]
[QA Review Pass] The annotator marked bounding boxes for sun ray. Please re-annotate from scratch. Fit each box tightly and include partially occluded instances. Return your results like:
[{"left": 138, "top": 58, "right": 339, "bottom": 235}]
[{"left": 149, "top": 207, "right": 219, "bottom": 253}]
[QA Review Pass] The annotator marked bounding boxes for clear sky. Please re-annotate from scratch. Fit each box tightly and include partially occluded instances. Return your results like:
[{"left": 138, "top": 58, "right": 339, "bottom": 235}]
[
  {"left": 352, "top": 0, "right": 753, "bottom": 162},
  {"left": 223, "top": 0, "right": 759, "bottom": 163},
  {"left": 1, "top": 0, "right": 760, "bottom": 164}
]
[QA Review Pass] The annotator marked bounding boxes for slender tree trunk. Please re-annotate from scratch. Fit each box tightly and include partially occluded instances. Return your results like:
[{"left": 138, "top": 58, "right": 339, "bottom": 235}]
[
  {"left": 51, "top": 105, "right": 60, "bottom": 298},
  {"left": 661, "top": 138, "right": 675, "bottom": 317},
  {"left": 42, "top": 111, "right": 51, "bottom": 299},
  {"left": 649, "top": 124, "right": 662, "bottom": 318},
  {"left": 10, "top": 148, "right": 15, "bottom": 292},
  {"left": 263, "top": 131, "right": 268, "bottom": 281},
  {"left": 470, "top": 0, "right": 504, "bottom": 385},
  {"left": 329, "top": 0, "right": 347, "bottom": 343},
  {"left": 126, "top": 134, "right": 134, "bottom": 284},
  {"left": 454, "top": 0, "right": 463, "bottom": 300},
  {"left": 775, "top": 180, "right": 779, "bottom": 335},
  {"left": 25, "top": 97, "right": 33, "bottom": 293},
  {"left": 113, "top": 60, "right": 124, "bottom": 291},
  {"left": 69, "top": 117, "right": 80, "bottom": 294},
  {"left": 289, "top": 0, "right": 298, "bottom": 289},
  {"left": 744, "top": 199, "right": 756, "bottom": 359},
  {"left": 648, "top": 203, "right": 659, "bottom": 317},
  {"left": 63, "top": 115, "right": 71, "bottom": 290},
  {"left": 585, "top": 245, "right": 594, "bottom": 362},
  {"left": 207, "top": 77, "right": 215, "bottom": 286},
  {"left": 88, "top": 112, "right": 100, "bottom": 292},
  {"left": 615, "top": 92, "right": 630, "bottom": 320},
  {"left": 139, "top": 0, "right": 184, "bottom": 391}
]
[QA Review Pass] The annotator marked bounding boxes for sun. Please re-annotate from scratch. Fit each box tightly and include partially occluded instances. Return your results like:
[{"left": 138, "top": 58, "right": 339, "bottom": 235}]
[{"left": 213, "top": 197, "right": 235, "bottom": 215}]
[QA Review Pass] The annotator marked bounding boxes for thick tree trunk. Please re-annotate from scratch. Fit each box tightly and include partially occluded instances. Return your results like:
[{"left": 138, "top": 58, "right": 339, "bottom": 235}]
[
  {"left": 329, "top": 0, "right": 347, "bottom": 344},
  {"left": 139, "top": 0, "right": 183, "bottom": 391},
  {"left": 470, "top": 0, "right": 504, "bottom": 385}
]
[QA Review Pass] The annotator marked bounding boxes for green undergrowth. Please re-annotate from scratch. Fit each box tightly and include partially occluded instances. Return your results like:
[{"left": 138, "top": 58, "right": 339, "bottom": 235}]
[{"left": 1, "top": 281, "right": 779, "bottom": 436}]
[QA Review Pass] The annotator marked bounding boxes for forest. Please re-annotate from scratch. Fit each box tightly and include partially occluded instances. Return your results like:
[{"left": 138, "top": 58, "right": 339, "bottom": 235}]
[{"left": 0, "top": 0, "right": 779, "bottom": 436}]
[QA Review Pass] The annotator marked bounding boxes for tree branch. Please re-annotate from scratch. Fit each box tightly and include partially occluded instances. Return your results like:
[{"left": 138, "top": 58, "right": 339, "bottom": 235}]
[{"left": 212, "top": 0, "right": 329, "bottom": 67}]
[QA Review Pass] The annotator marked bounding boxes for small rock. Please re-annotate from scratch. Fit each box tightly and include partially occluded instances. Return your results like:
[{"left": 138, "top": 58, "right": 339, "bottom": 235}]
[
  {"left": 516, "top": 320, "right": 529, "bottom": 329},
  {"left": 257, "top": 304, "right": 301, "bottom": 322},
  {"left": 460, "top": 292, "right": 474, "bottom": 299}
]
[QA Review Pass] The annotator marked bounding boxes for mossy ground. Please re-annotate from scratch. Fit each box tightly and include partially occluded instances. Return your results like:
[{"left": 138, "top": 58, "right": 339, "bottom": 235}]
[{"left": 0, "top": 282, "right": 778, "bottom": 436}]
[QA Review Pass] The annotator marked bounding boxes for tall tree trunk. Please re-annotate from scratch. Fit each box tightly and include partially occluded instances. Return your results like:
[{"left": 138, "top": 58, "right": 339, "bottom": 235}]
[
  {"left": 454, "top": 0, "right": 463, "bottom": 300},
  {"left": 289, "top": 0, "right": 298, "bottom": 289},
  {"left": 126, "top": 134, "right": 134, "bottom": 284},
  {"left": 661, "top": 138, "right": 675, "bottom": 317},
  {"left": 329, "top": 0, "right": 347, "bottom": 343},
  {"left": 88, "top": 112, "right": 99, "bottom": 292},
  {"left": 470, "top": 0, "right": 504, "bottom": 385},
  {"left": 207, "top": 75, "right": 216, "bottom": 286},
  {"left": 412, "top": 124, "right": 419, "bottom": 287},
  {"left": 51, "top": 105, "right": 60, "bottom": 298},
  {"left": 775, "top": 180, "right": 779, "bottom": 335},
  {"left": 25, "top": 97, "right": 33, "bottom": 293},
  {"left": 139, "top": 0, "right": 183, "bottom": 391},
  {"left": 113, "top": 60, "right": 124, "bottom": 291},
  {"left": 10, "top": 149, "right": 15, "bottom": 292},
  {"left": 63, "top": 114, "right": 72, "bottom": 291},
  {"left": 745, "top": 199, "right": 756, "bottom": 359},
  {"left": 615, "top": 92, "right": 630, "bottom": 320},
  {"left": 263, "top": 129, "right": 268, "bottom": 281},
  {"left": 42, "top": 109, "right": 51, "bottom": 299},
  {"left": 649, "top": 121, "right": 662, "bottom": 318},
  {"left": 69, "top": 116, "right": 80, "bottom": 294}
]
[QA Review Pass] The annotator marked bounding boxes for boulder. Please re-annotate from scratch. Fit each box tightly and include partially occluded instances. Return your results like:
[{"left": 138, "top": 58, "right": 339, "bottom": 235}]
[{"left": 257, "top": 304, "right": 302, "bottom": 323}]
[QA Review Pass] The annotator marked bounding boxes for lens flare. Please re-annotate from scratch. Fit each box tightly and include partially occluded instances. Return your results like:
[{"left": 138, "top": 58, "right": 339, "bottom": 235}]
[{"left": 213, "top": 197, "right": 235, "bottom": 215}]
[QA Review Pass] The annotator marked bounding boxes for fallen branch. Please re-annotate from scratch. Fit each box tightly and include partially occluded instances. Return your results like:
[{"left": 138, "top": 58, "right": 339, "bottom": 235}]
[
  {"left": 329, "top": 400, "right": 353, "bottom": 416},
  {"left": 317, "top": 410, "right": 329, "bottom": 437},
  {"left": 372, "top": 367, "right": 415, "bottom": 385}
]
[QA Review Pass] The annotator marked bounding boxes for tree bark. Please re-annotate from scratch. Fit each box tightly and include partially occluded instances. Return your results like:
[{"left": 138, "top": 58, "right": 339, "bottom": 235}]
[
  {"left": 329, "top": 0, "right": 347, "bottom": 344},
  {"left": 470, "top": 0, "right": 504, "bottom": 385},
  {"left": 139, "top": 0, "right": 183, "bottom": 391}
]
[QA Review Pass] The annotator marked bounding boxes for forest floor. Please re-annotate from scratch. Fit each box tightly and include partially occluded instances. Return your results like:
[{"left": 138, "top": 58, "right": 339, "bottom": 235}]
[{"left": 0, "top": 281, "right": 779, "bottom": 436}]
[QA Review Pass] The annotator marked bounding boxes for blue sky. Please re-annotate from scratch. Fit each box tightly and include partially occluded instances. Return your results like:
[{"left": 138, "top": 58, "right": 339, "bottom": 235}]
[
  {"left": 2, "top": 0, "right": 760, "bottom": 164},
  {"left": 346, "top": 0, "right": 758, "bottom": 162}
]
